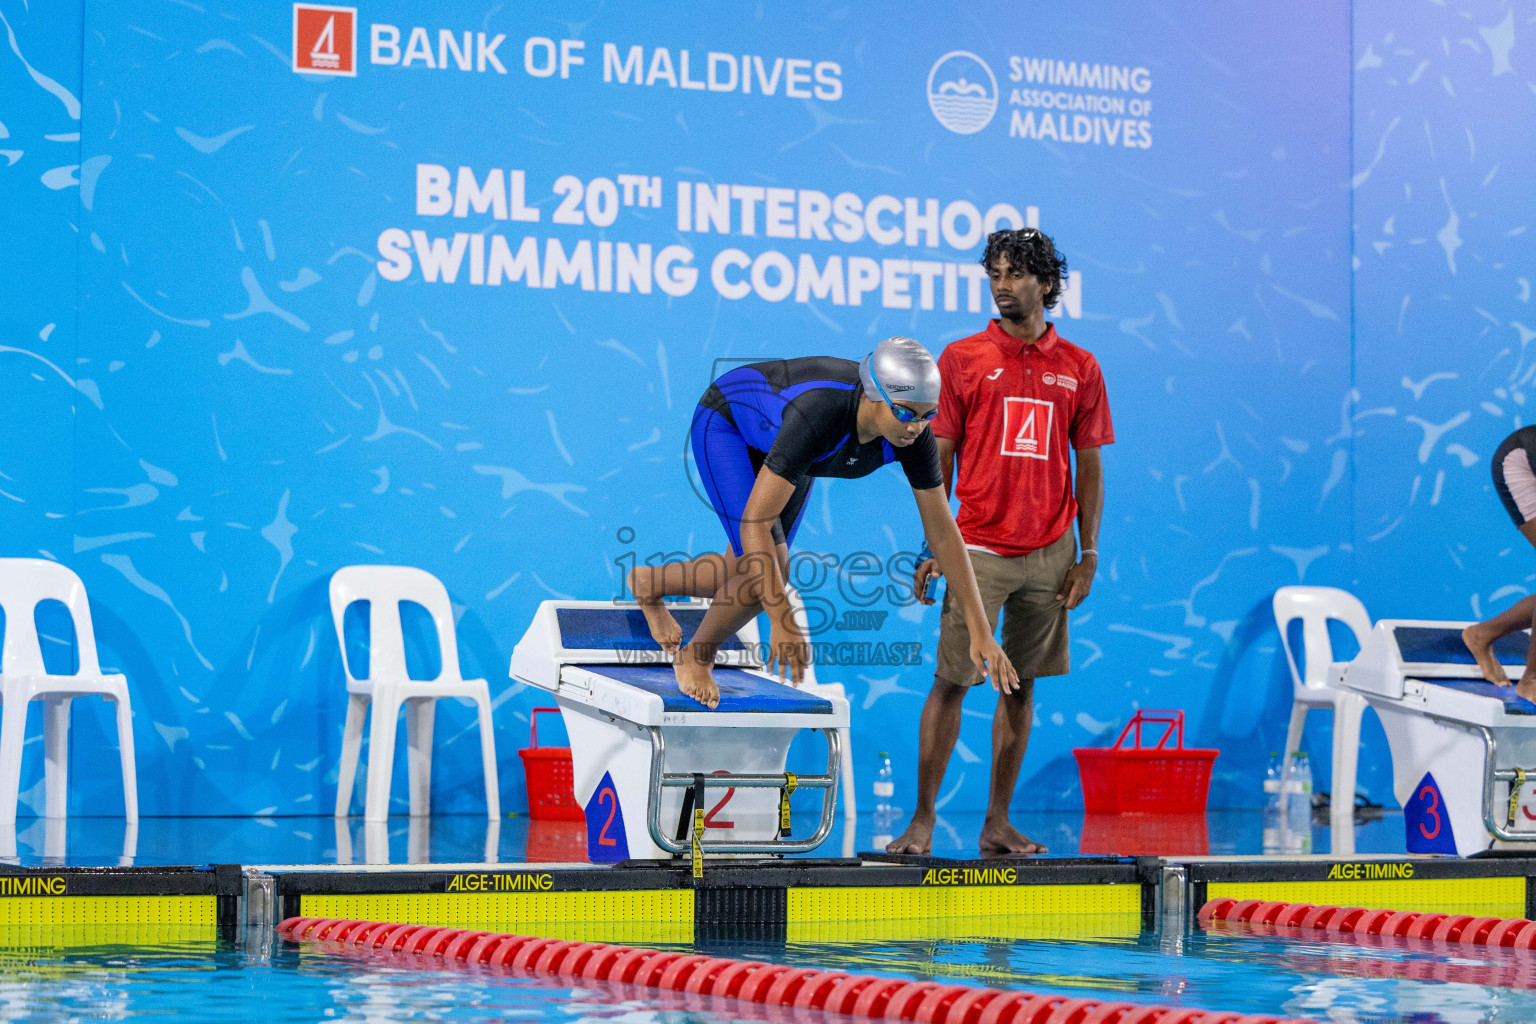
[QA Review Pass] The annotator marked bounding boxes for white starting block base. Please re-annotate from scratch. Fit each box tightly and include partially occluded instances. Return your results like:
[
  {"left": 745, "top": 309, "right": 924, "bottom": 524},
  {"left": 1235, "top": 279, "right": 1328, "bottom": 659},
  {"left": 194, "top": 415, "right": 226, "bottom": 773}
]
[
  {"left": 1337, "top": 619, "right": 1536, "bottom": 856},
  {"left": 562, "top": 687, "right": 799, "bottom": 860},
  {"left": 511, "top": 601, "right": 848, "bottom": 862}
]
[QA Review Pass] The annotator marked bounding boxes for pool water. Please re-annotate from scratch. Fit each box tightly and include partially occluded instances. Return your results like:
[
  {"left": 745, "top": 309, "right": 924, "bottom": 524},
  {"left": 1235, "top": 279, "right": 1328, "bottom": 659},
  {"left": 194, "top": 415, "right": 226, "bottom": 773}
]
[{"left": 6, "top": 923, "right": 1536, "bottom": 1022}]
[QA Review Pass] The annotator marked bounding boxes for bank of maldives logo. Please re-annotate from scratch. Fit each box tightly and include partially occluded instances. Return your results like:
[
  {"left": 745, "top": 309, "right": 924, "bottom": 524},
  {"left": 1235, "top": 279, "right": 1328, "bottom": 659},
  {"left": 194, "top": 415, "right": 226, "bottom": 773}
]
[
  {"left": 927, "top": 51, "right": 997, "bottom": 135},
  {"left": 293, "top": 4, "right": 356, "bottom": 76}
]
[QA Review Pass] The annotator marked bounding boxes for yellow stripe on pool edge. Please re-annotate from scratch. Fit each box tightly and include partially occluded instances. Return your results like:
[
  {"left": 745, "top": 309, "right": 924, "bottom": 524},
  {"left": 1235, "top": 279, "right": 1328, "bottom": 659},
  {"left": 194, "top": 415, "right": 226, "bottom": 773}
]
[
  {"left": 1207, "top": 877, "right": 1525, "bottom": 917},
  {"left": 300, "top": 890, "right": 693, "bottom": 944},
  {"left": 788, "top": 883, "right": 1140, "bottom": 942},
  {"left": 790, "top": 883, "right": 1138, "bottom": 921},
  {"left": 0, "top": 923, "right": 217, "bottom": 948},
  {"left": 788, "top": 911, "right": 1140, "bottom": 943},
  {"left": 0, "top": 895, "right": 215, "bottom": 926}
]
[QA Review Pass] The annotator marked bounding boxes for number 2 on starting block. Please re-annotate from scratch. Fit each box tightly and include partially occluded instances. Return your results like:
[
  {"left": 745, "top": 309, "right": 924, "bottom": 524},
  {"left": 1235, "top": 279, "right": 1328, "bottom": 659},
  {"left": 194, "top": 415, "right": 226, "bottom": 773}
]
[{"left": 585, "top": 771, "right": 629, "bottom": 862}]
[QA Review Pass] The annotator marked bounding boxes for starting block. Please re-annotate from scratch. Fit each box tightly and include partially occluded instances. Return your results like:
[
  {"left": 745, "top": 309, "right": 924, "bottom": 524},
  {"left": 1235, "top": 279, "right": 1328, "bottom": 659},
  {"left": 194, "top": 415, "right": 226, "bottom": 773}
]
[
  {"left": 509, "top": 600, "right": 848, "bottom": 862},
  {"left": 1336, "top": 620, "right": 1536, "bottom": 856}
]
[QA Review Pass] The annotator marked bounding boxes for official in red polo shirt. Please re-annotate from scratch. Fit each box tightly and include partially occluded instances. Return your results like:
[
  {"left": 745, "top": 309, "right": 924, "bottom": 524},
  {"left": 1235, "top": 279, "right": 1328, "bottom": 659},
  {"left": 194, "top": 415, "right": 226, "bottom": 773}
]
[{"left": 887, "top": 228, "right": 1113, "bottom": 857}]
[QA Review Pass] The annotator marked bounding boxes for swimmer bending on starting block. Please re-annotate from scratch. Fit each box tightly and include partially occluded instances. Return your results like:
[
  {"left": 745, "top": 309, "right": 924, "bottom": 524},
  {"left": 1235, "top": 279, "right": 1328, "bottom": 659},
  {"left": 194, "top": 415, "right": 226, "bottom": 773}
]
[
  {"left": 628, "top": 337, "right": 1020, "bottom": 708},
  {"left": 1464, "top": 425, "right": 1536, "bottom": 703}
]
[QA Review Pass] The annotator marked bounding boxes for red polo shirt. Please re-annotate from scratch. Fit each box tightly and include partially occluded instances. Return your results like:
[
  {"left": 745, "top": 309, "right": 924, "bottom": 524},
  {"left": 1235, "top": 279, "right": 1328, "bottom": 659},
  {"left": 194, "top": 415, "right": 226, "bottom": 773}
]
[{"left": 933, "top": 320, "right": 1114, "bottom": 556}]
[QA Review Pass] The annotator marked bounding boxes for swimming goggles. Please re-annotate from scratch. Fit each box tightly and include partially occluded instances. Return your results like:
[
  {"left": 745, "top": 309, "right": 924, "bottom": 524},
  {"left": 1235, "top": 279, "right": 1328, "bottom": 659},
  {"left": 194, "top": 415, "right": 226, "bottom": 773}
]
[{"left": 869, "top": 368, "right": 938, "bottom": 423}]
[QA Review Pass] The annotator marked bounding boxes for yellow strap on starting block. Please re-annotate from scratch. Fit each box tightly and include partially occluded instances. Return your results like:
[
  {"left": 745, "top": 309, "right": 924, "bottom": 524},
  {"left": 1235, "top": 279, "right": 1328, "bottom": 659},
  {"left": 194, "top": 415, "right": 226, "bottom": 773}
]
[
  {"left": 691, "top": 808, "right": 704, "bottom": 878},
  {"left": 1510, "top": 767, "right": 1527, "bottom": 827},
  {"left": 691, "top": 772, "right": 706, "bottom": 879},
  {"left": 779, "top": 772, "right": 798, "bottom": 837}
]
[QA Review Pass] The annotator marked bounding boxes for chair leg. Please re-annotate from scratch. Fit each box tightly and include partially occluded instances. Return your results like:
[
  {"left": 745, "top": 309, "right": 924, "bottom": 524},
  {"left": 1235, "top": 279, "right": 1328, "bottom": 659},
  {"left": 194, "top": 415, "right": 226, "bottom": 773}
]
[
  {"left": 363, "top": 696, "right": 401, "bottom": 823},
  {"left": 363, "top": 820, "right": 390, "bottom": 865},
  {"left": 1331, "top": 694, "right": 1366, "bottom": 831},
  {"left": 484, "top": 815, "right": 500, "bottom": 864},
  {"left": 333, "top": 817, "right": 354, "bottom": 865},
  {"left": 405, "top": 699, "right": 435, "bottom": 818},
  {"left": 474, "top": 691, "right": 500, "bottom": 820},
  {"left": 121, "top": 819, "right": 138, "bottom": 865},
  {"left": 407, "top": 814, "right": 429, "bottom": 864},
  {"left": 44, "top": 815, "right": 65, "bottom": 860},
  {"left": 0, "top": 696, "right": 29, "bottom": 827},
  {"left": 1283, "top": 701, "right": 1308, "bottom": 773},
  {"left": 43, "top": 697, "right": 71, "bottom": 819},
  {"left": 113, "top": 694, "right": 138, "bottom": 823},
  {"left": 837, "top": 726, "right": 856, "bottom": 821},
  {"left": 335, "top": 694, "right": 368, "bottom": 818}
]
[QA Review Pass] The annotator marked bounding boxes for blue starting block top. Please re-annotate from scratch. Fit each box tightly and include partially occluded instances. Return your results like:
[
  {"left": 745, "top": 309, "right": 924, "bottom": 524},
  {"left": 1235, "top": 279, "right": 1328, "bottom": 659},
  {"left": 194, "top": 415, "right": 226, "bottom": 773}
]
[
  {"left": 585, "top": 664, "right": 833, "bottom": 714},
  {"left": 1424, "top": 677, "right": 1536, "bottom": 714},
  {"left": 557, "top": 607, "right": 745, "bottom": 652},
  {"left": 1393, "top": 625, "right": 1529, "bottom": 665}
]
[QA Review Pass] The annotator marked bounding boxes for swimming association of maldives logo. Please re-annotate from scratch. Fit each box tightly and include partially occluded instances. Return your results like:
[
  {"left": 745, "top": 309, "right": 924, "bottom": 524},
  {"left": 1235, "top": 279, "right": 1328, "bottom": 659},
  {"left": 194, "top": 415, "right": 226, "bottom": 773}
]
[
  {"left": 926, "top": 51, "right": 997, "bottom": 135},
  {"left": 292, "top": 3, "right": 357, "bottom": 76}
]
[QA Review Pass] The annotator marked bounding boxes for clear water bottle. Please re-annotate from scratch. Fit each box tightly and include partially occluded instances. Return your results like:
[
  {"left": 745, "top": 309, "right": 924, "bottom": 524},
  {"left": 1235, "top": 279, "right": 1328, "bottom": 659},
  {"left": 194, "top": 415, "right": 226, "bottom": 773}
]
[
  {"left": 1283, "top": 751, "right": 1313, "bottom": 852},
  {"left": 873, "top": 752, "right": 895, "bottom": 819},
  {"left": 1261, "top": 752, "right": 1283, "bottom": 852}
]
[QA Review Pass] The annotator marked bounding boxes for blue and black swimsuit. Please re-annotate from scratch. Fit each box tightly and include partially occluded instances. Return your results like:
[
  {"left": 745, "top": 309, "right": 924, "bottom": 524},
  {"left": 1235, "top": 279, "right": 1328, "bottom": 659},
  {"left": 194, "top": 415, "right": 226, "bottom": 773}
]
[{"left": 690, "top": 357, "right": 943, "bottom": 556}]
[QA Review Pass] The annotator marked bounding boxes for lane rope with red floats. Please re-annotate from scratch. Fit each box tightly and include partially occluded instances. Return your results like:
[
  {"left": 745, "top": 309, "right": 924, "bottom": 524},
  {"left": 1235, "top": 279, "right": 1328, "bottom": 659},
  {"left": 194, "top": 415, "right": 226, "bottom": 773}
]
[
  {"left": 276, "top": 916, "right": 1318, "bottom": 1024},
  {"left": 1199, "top": 897, "right": 1536, "bottom": 948}
]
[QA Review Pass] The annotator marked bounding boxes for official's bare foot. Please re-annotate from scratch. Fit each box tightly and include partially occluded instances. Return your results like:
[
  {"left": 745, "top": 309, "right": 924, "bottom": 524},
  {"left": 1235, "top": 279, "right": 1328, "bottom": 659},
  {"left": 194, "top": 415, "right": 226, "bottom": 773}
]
[
  {"left": 1463, "top": 624, "right": 1512, "bottom": 685},
  {"left": 978, "top": 818, "right": 1047, "bottom": 856},
  {"left": 1516, "top": 673, "right": 1536, "bottom": 708},
  {"left": 885, "top": 816, "right": 934, "bottom": 855},
  {"left": 673, "top": 651, "right": 720, "bottom": 709},
  {"left": 629, "top": 567, "right": 683, "bottom": 656}
]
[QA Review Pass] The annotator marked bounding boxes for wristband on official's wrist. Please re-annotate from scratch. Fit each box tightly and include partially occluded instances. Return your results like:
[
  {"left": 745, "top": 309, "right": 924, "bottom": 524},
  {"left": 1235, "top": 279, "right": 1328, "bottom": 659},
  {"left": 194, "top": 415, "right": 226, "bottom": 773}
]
[
  {"left": 917, "top": 541, "right": 933, "bottom": 563},
  {"left": 1080, "top": 548, "right": 1098, "bottom": 559}
]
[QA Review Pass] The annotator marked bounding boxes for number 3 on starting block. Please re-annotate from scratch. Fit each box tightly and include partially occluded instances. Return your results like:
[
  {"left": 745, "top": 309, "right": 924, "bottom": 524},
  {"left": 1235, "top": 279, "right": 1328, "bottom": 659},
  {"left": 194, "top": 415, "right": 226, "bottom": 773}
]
[{"left": 1404, "top": 772, "right": 1457, "bottom": 855}]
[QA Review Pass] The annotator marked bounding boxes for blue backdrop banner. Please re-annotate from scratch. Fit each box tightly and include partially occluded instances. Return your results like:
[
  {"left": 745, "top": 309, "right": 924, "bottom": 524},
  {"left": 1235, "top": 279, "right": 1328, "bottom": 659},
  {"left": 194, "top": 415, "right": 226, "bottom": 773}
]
[{"left": 3, "top": 0, "right": 1370, "bottom": 822}]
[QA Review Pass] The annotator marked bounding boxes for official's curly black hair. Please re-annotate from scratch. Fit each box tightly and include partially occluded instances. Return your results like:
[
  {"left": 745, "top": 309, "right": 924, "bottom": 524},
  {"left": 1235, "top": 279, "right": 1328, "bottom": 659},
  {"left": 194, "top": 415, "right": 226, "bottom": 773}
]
[{"left": 980, "top": 228, "right": 1068, "bottom": 310}]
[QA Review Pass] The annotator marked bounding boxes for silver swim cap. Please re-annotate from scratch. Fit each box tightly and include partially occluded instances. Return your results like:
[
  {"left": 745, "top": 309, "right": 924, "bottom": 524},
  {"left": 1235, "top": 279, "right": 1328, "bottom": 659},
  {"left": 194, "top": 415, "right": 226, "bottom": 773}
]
[{"left": 859, "top": 336, "right": 941, "bottom": 405}]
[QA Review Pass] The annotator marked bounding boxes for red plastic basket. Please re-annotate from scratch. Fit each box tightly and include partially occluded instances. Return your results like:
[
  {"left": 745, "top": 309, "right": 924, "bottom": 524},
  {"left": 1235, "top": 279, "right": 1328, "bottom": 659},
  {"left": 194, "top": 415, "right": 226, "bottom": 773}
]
[
  {"left": 518, "top": 708, "right": 585, "bottom": 822},
  {"left": 1079, "top": 812, "right": 1210, "bottom": 856},
  {"left": 1072, "top": 709, "right": 1218, "bottom": 814},
  {"left": 525, "top": 819, "right": 590, "bottom": 863}
]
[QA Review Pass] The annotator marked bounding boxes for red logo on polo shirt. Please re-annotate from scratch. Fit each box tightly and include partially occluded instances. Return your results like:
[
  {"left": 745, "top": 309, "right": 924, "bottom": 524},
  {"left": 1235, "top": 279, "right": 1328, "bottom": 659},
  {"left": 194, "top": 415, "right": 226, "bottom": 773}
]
[
  {"left": 1001, "top": 397, "right": 1053, "bottom": 460},
  {"left": 293, "top": 4, "right": 356, "bottom": 76}
]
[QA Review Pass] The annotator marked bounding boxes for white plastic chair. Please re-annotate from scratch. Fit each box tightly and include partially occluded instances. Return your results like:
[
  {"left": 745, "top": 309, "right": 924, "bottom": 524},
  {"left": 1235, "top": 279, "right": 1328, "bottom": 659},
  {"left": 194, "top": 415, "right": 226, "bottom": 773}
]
[
  {"left": 1273, "top": 585, "right": 1371, "bottom": 829},
  {"left": 329, "top": 566, "right": 499, "bottom": 822},
  {"left": 784, "top": 586, "right": 856, "bottom": 825},
  {"left": 0, "top": 558, "right": 138, "bottom": 826}
]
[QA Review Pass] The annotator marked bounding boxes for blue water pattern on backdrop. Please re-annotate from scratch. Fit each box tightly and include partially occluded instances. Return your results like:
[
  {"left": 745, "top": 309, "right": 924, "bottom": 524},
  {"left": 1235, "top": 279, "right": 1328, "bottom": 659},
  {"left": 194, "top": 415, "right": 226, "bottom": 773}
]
[{"left": 8, "top": 0, "right": 1515, "bottom": 821}]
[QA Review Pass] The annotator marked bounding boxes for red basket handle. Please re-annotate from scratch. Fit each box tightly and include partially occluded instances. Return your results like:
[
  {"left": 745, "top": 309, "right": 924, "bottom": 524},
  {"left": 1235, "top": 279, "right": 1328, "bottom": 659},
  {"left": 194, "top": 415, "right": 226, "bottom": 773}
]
[
  {"left": 529, "top": 707, "right": 563, "bottom": 749},
  {"left": 1110, "top": 709, "right": 1186, "bottom": 751}
]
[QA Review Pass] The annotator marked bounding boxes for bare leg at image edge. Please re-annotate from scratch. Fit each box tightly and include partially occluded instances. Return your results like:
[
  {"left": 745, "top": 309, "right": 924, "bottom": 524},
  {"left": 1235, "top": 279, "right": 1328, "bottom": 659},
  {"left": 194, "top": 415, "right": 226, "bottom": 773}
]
[
  {"left": 1463, "top": 521, "right": 1536, "bottom": 704},
  {"left": 886, "top": 676, "right": 1047, "bottom": 857}
]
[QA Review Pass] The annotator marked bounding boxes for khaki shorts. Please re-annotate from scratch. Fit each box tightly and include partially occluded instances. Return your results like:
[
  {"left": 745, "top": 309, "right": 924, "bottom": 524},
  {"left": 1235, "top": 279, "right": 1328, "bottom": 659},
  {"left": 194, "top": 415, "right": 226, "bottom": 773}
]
[{"left": 935, "top": 530, "right": 1076, "bottom": 685}]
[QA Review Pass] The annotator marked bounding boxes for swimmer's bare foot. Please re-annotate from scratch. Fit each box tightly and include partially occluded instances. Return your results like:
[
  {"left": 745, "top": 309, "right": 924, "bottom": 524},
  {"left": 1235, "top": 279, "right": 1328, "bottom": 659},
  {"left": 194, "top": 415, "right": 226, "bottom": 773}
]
[
  {"left": 885, "top": 816, "right": 934, "bottom": 855},
  {"left": 1516, "top": 674, "right": 1536, "bottom": 707},
  {"left": 673, "top": 650, "right": 719, "bottom": 709},
  {"left": 628, "top": 567, "right": 682, "bottom": 657},
  {"left": 978, "top": 818, "right": 1047, "bottom": 857},
  {"left": 1463, "top": 624, "right": 1512, "bottom": 685}
]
